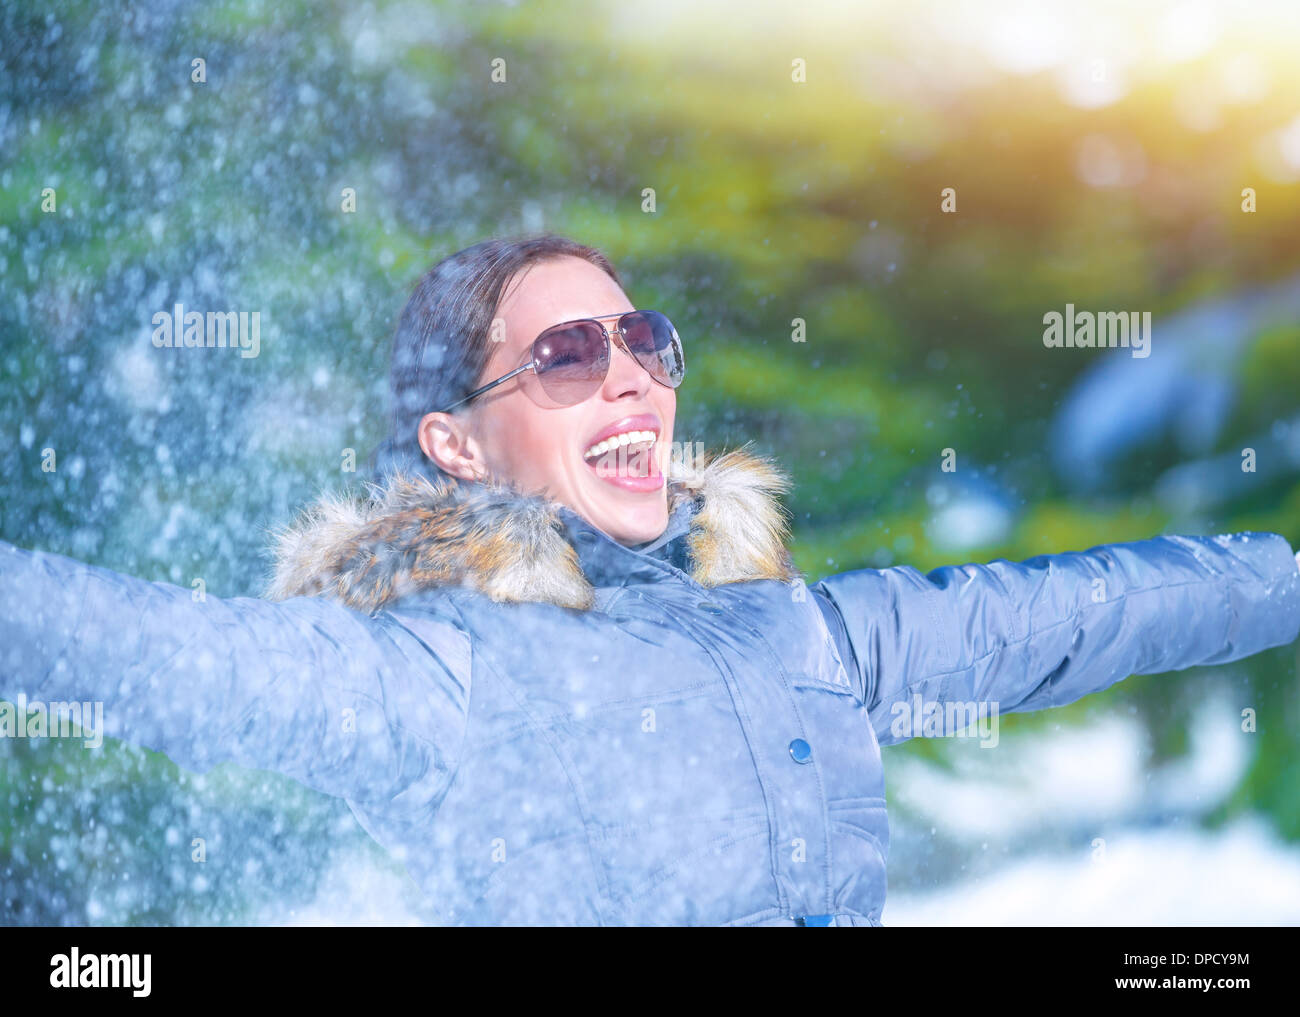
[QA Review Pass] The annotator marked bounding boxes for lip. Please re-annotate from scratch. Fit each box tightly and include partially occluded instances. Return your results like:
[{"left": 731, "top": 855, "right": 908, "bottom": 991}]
[{"left": 583, "top": 413, "right": 662, "bottom": 454}]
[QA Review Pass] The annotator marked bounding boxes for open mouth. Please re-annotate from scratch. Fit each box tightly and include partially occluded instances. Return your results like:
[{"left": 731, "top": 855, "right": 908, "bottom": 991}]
[{"left": 582, "top": 424, "right": 663, "bottom": 491}]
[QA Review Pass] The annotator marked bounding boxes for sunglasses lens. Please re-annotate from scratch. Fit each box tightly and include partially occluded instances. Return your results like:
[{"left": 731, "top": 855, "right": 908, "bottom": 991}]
[
  {"left": 621, "top": 311, "right": 686, "bottom": 388},
  {"left": 527, "top": 312, "right": 684, "bottom": 407},
  {"left": 533, "top": 321, "right": 609, "bottom": 405}
]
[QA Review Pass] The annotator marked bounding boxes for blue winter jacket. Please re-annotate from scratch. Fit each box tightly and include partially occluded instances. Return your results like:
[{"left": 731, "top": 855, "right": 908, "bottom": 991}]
[{"left": 2, "top": 446, "right": 1298, "bottom": 926}]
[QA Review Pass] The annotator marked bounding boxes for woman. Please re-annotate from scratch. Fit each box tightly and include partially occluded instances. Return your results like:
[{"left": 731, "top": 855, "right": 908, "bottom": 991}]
[{"left": 4, "top": 233, "right": 1300, "bottom": 927}]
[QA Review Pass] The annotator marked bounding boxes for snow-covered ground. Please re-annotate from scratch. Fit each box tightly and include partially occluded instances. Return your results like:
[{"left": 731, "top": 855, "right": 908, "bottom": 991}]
[
  {"left": 886, "top": 818, "right": 1300, "bottom": 925},
  {"left": 885, "top": 683, "right": 1300, "bottom": 924}
]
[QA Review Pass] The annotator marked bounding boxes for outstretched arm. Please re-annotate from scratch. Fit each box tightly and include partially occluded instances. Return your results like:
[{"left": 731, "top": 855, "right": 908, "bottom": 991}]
[
  {"left": 810, "top": 532, "right": 1300, "bottom": 747},
  {"left": 0, "top": 540, "right": 472, "bottom": 809}
]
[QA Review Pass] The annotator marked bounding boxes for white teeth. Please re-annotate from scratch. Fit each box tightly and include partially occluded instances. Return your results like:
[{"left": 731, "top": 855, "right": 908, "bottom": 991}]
[{"left": 583, "top": 429, "right": 657, "bottom": 461}]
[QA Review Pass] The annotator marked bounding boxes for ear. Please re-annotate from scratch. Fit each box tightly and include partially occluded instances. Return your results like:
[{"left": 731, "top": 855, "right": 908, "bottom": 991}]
[{"left": 418, "top": 410, "right": 489, "bottom": 482}]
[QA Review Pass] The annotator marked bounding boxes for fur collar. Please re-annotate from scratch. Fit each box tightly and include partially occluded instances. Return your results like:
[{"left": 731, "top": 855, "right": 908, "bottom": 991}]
[{"left": 265, "top": 445, "right": 802, "bottom": 613}]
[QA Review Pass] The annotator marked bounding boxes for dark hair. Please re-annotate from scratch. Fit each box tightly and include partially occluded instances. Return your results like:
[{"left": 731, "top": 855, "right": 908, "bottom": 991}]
[{"left": 372, "top": 232, "right": 623, "bottom": 484}]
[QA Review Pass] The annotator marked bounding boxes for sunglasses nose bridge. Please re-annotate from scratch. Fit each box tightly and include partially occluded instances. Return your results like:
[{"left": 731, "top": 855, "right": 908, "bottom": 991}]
[
  {"left": 608, "top": 324, "right": 634, "bottom": 359},
  {"left": 605, "top": 328, "right": 648, "bottom": 385}
]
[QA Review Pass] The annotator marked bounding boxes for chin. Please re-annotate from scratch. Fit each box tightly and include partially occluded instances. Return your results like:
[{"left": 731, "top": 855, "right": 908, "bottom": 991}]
[{"left": 592, "top": 501, "right": 668, "bottom": 546}]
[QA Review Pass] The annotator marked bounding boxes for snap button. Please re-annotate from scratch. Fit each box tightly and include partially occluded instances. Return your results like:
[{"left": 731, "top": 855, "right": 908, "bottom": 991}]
[{"left": 788, "top": 738, "right": 812, "bottom": 764}]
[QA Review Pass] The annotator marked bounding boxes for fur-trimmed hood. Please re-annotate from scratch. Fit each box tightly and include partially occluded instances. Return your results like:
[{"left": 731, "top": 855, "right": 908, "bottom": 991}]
[{"left": 265, "top": 444, "right": 803, "bottom": 613}]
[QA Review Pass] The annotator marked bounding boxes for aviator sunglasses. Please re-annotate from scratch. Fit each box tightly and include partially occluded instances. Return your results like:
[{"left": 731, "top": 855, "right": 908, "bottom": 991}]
[{"left": 435, "top": 309, "right": 685, "bottom": 412}]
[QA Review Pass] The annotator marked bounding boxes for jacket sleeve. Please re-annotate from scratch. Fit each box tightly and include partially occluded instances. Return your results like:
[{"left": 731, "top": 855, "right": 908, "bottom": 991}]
[
  {"left": 809, "top": 531, "right": 1300, "bottom": 747},
  {"left": 0, "top": 540, "right": 472, "bottom": 810}
]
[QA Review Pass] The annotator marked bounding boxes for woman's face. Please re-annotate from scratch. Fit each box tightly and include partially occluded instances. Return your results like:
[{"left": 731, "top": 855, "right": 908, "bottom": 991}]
[{"left": 420, "top": 256, "right": 678, "bottom": 546}]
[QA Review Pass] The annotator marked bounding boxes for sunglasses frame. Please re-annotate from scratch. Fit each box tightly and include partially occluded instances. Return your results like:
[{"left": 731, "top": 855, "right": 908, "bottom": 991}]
[{"left": 434, "top": 310, "right": 682, "bottom": 413}]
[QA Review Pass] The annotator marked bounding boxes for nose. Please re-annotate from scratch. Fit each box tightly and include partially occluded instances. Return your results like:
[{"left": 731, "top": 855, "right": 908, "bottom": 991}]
[{"left": 602, "top": 329, "right": 652, "bottom": 398}]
